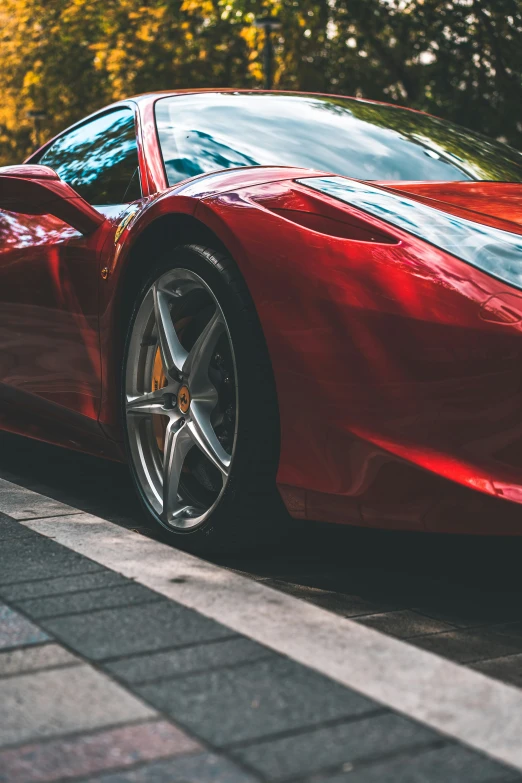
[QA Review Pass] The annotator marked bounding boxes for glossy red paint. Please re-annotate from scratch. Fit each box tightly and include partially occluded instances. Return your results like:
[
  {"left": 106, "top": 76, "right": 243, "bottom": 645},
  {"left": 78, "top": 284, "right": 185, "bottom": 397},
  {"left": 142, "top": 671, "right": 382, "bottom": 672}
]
[
  {"left": 0, "top": 165, "right": 115, "bottom": 453},
  {"left": 2, "top": 89, "right": 522, "bottom": 533},
  {"left": 380, "top": 181, "right": 522, "bottom": 235},
  {"left": 0, "top": 165, "right": 105, "bottom": 234},
  {"left": 0, "top": 210, "right": 107, "bottom": 439},
  {"left": 197, "top": 179, "right": 522, "bottom": 533}
]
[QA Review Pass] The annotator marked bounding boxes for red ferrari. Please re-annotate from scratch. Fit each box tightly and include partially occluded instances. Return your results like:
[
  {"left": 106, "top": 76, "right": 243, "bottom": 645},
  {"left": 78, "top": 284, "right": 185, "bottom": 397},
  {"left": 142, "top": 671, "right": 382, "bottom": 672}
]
[{"left": 2, "top": 90, "right": 522, "bottom": 551}]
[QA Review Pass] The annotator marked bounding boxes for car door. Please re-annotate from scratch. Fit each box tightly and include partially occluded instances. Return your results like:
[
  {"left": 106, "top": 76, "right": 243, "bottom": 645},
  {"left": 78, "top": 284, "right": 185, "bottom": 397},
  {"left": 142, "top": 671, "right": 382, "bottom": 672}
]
[{"left": 0, "top": 107, "right": 142, "bottom": 438}]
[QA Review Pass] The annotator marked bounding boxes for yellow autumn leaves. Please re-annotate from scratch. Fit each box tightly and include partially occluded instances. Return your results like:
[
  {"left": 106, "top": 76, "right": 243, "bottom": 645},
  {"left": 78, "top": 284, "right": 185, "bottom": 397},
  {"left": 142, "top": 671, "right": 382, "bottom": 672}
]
[{"left": 0, "top": 0, "right": 520, "bottom": 165}]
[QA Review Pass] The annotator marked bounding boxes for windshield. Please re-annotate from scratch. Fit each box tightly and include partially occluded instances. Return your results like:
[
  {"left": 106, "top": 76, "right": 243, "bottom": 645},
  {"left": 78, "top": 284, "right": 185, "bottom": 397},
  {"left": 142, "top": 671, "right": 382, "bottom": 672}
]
[{"left": 155, "top": 93, "right": 522, "bottom": 186}]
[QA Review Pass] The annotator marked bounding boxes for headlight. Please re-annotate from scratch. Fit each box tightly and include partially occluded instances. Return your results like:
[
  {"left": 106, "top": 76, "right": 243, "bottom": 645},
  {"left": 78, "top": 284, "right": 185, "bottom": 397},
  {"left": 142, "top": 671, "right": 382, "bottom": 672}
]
[{"left": 298, "top": 176, "right": 522, "bottom": 290}]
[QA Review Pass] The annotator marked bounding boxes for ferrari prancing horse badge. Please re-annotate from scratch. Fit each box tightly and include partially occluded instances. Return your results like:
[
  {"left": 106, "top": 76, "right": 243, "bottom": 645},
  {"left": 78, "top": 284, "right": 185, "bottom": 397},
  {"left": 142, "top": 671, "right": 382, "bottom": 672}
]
[{"left": 114, "top": 205, "right": 140, "bottom": 244}]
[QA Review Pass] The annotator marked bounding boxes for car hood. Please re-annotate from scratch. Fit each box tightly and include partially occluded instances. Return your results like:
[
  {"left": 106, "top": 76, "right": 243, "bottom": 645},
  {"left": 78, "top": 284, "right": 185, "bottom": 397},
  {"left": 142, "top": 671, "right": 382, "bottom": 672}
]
[{"left": 376, "top": 181, "right": 522, "bottom": 236}]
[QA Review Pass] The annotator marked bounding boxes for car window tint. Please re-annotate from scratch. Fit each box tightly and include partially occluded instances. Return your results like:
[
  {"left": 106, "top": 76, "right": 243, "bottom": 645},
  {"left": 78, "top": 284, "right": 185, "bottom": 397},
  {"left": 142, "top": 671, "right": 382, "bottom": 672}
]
[
  {"left": 39, "top": 109, "right": 141, "bottom": 205},
  {"left": 155, "top": 93, "right": 522, "bottom": 185}
]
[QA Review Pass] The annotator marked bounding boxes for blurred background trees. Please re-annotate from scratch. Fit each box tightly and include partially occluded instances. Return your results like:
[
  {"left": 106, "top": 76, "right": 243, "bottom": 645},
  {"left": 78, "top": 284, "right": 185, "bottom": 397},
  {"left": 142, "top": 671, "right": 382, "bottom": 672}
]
[{"left": 1, "top": 0, "right": 521, "bottom": 165}]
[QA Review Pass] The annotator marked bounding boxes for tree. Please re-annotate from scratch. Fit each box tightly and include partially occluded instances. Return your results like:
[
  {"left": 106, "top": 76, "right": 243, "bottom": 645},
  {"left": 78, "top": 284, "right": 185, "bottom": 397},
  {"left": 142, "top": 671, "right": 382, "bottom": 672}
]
[{"left": 1, "top": 0, "right": 521, "bottom": 166}]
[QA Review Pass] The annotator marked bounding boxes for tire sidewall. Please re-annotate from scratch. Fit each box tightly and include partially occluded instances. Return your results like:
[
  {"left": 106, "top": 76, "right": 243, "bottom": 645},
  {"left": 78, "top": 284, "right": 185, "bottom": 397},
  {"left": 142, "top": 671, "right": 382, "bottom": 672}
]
[{"left": 122, "top": 244, "right": 278, "bottom": 550}]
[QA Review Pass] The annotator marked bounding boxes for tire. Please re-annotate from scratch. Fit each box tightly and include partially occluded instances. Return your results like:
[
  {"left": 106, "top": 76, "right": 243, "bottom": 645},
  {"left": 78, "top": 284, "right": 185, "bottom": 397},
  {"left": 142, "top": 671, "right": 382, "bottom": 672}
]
[{"left": 122, "top": 243, "right": 286, "bottom": 554}]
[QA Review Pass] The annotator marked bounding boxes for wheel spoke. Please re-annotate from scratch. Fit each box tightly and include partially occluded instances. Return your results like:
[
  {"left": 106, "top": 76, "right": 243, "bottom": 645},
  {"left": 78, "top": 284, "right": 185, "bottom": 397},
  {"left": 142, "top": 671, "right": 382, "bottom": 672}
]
[
  {"left": 126, "top": 387, "right": 172, "bottom": 416},
  {"left": 188, "top": 400, "right": 231, "bottom": 477},
  {"left": 162, "top": 421, "right": 194, "bottom": 520},
  {"left": 153, "top": 284, "right": 189, "bottom": 379},
  {"left": 126, "top": 267, "right": 238, "bottom": 531},
  {"left": 183, "top": 308, "right": 225, "bottom": 393}
]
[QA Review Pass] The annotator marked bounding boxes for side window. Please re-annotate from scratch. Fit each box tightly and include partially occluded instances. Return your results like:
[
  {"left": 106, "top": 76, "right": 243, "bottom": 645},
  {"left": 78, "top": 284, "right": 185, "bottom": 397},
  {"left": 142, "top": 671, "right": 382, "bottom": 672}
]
[{"left": 39, "top": 109, "right": 141, "bottom": 205}]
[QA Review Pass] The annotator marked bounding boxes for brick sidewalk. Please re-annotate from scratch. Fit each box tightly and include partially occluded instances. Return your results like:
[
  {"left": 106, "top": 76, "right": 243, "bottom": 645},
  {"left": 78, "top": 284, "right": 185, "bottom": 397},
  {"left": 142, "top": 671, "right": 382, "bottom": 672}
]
[{"left": 0, "top": 512, "right": 520, "bottom": 783}]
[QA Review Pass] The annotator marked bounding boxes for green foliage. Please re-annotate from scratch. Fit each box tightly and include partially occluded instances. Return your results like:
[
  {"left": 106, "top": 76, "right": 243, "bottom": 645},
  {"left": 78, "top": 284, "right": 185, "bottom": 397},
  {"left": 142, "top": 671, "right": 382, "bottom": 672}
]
[{"left": 1, "top": 0, "right": 521, "bottom": 165}]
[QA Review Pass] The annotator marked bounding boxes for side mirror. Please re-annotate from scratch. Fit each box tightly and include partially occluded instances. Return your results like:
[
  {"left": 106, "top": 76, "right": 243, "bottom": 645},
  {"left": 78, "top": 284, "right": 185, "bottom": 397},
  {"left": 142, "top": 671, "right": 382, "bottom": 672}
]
[{"left": 0, "top": 165, "right": 105, "bottom": 235}]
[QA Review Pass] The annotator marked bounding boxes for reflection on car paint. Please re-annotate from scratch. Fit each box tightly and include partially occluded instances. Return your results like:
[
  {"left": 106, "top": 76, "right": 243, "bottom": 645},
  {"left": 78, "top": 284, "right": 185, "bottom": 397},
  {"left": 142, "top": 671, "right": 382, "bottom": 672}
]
[{"left": 299, "top": 176, "right": 522, "bottom": 290}]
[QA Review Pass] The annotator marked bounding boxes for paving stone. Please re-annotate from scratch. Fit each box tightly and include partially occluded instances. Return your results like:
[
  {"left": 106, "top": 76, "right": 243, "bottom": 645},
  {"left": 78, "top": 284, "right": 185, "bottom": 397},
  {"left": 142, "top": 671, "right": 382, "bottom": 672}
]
[
  {"left": 0, "top": 604, "right": 49, "bottom": 649},
  {"left": 356, "top": 610, "right": 455, "bottom": 639},
  {"left": 0, "top": 569, "right": 125, "bottom": 602},
  {"left": 16, "top": 583, "right": 161, "bottom": 619},
  {"left": 0, "top": 720, "right": 201, "bottom": 783},
  {"left": 41, "top": 600, "right": 234, "bottom": 660},
  {"left": 308, "top": 593, "right": 398, "bottom": 619},
  {"left": 300, "top": 743, "right": 522, "bottom": 782},
  {"left": 489, "top": 622, "right": 522, "bottom": 640},
  {"left": 412, "top": 602, "right": 522, "bottom": 630},
  {"left": 262, "top": 580, "right": 401, "bottom": 619},
  {"left": 412, "top": 628, "right": 522, "bottom": 664},
  {"left": 471, "top": 654, "right": 522, "bottom": 688},
  {"left": 0, "top": 665, "right": 156, "bottom": 747},
  {"left": 0, "top": 643, "right": 78, "bottom": 677},
  {"left": 0, "top": 533, "right": 101, "bottom": 586},
  {"left": 137, "top": 656, "right": 378, "bottom": 748},
  {"left": 105, "top": 637, "right": 273, "bottom": 685},
  {"left": 78, "top": 753, "right": 260, "bottom": 783},
  {"left": 0, "top": 515, "right": 37, "bottom": 540},
  {"left": 232, "top": 713, "right": 438, "bottom": 780},
  {"left": 0, "top": 484, "right": 76, "bottom": 519}
]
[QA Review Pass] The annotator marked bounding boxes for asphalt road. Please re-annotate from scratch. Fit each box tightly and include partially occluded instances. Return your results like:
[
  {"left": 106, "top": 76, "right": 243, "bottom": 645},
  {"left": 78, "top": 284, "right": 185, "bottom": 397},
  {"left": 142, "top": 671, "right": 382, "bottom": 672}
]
[{"left": 2, "top": 430, "right": 522, "bottom": 689}]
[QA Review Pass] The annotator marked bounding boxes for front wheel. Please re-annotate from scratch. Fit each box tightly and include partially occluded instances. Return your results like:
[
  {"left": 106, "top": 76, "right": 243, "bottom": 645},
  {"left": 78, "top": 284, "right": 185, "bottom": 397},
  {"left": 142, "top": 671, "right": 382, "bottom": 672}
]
[{"left": 122, "top": 244, "right": 284, "bottom": 554}]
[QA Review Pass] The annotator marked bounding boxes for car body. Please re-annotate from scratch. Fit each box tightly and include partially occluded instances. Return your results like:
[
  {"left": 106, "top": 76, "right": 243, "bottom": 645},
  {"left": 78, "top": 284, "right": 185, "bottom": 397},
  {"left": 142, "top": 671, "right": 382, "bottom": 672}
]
[{"left": 2, "top": 89, "right": 522, "bottom": 538}]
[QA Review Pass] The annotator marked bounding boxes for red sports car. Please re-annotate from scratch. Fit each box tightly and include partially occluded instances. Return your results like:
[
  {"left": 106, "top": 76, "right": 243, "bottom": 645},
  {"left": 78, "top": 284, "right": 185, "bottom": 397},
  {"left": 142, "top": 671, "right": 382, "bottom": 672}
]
[{"left": 2, "top": 90, "right": 522, "bottom": 551}]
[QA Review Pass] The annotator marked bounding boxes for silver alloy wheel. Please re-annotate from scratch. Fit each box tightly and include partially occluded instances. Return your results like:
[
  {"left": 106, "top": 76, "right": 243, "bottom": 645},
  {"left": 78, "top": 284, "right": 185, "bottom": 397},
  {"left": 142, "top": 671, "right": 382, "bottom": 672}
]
[{"left": 125, "top": 268, "right": 238, "bottom": 531}]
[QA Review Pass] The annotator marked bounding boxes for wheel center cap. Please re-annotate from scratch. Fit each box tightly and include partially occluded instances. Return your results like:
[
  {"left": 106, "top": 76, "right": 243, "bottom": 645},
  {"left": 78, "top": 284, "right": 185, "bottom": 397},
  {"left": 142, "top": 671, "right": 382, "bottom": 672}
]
[{"left": 178, "top": 385, "right": 191, "bottom": 414}]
